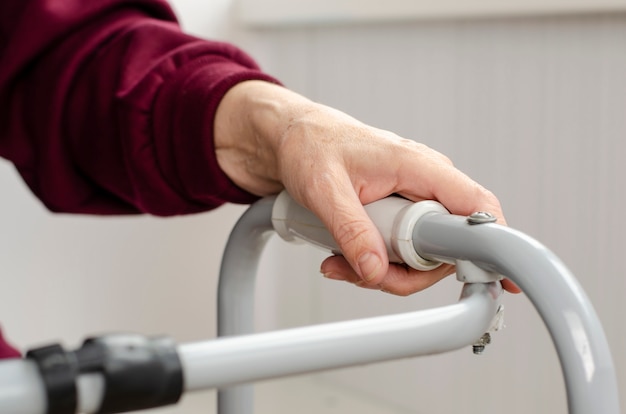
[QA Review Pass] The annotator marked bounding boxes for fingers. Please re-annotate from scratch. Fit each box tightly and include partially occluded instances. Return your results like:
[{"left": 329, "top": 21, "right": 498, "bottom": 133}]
[
  {"left": 377, "top": 264, "right": 455, "bottom": 295},
  {"left": 293, "top": 141, "right": 504, "bottom": 286},
  {"left": 276, "top": 102, "right": 508, "bottom": 288},
  {"left": 322, "top": 255, "right": 455, "bottom": 296},
  {"left": 300, "top": 173, "right": 390, "bottom": 285},
  {"left": 391, "top": 143, "right": 506, "bottom": 224},
  {"left": 501, "top": 279, "right": 522, "bottom": 293},
  {"left": 322, "top": 255, "right": 523, "bottom": 295}
]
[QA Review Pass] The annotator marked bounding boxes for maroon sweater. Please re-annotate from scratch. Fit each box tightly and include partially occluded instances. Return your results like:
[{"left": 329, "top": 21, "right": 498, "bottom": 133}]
[{"left": 0, "top": 0, "right": 280, "bottom": 357}]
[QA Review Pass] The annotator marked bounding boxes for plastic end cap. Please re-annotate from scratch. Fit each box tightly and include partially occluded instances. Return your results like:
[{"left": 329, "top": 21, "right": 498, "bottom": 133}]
[{"left": 392, "top": 200, "right": 449, "bottom": 271}]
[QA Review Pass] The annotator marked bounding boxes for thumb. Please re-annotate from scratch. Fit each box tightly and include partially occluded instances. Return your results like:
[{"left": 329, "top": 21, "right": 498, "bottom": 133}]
[{"left": 300, "top": 183, "right": 389, "bottom": 284}]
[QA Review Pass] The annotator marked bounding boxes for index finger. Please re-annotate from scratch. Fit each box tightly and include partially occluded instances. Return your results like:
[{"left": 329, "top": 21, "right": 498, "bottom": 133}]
[{"left": 395, "top": 148, "right": 506, "bottom": 224}]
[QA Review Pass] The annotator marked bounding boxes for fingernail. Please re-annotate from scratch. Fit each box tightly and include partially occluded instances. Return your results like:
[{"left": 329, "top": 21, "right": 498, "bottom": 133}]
[
  {"left": 355, "top": 280, "right": 382, "bottom": 290},
  {"left": 322, "top": 272, "right": 344, "bottom": 281},
  {"left": 358, "top": 252, "right": 382, "bottom": 282}
]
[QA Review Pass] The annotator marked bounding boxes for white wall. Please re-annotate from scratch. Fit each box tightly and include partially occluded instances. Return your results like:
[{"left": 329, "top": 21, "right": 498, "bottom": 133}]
[
  {"left": 240, "top": 0, "right": 626, "bottom": 26},
  {"left": 246, "top": 11, "right": 626, "bottom": 414},
  {"left": 1, "top": 2, "right": 625, "bottom": 414}
]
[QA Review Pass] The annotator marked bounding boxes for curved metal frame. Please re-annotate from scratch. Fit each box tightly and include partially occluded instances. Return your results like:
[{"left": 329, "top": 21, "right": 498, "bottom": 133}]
[
  {"left": 217, "top": 196, "right": 620, "bottom": 414},
  {"left": 413, "top": 214, "right": 620, "bottom": 413},
  {"left": 0, "top": 195, "right": 619, "bottom": 413}
]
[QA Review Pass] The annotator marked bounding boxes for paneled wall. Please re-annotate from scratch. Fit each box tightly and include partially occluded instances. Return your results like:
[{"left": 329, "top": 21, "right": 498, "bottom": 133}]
[
  {"left": 1, "top": 2, "right": 624, "bottom": 413},
  {"left": 247, "top": 13, "right": 626, "bottom": 414}
]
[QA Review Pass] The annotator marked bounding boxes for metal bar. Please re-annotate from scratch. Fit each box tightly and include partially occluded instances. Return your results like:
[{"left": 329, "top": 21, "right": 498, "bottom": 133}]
[
  {"left": 0, "top": 195, "right": 617, "bottom": 414},
  {"left": 184, "top": 282, "right": 499, "bottom": 390},
  {"left": 216, "top": 196, "right": 276, "bottom": 414},
  {"left": 0, "top": 359, "right": 45, "bottom": 414},
  {"left": 0, "top": 283, "right": 498, "bottom": 414},
  {"left": 413, "top": 214, "right": 620, "bottom": 414},
  {"left": 0, "top": 359, "right": 105, "bottom": 414}
]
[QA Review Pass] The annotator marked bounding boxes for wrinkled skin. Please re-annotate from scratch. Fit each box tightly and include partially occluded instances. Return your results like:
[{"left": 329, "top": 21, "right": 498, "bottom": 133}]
[{"left": 215, "top": 81, "right": 520, "bottom": 296}]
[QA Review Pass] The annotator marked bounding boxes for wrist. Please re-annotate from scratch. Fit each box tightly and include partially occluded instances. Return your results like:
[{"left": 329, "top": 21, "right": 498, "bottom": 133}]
[{"left": 214, "top": 80, "right": 315, "bottom": 196}]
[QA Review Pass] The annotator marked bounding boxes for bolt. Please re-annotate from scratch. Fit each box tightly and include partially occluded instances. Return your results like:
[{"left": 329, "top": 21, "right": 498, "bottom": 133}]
[
  {"left": 472, "top": 332, "right": 491, "bottom": 355},
  {"left": 472, "top": 344, "right": 486, "bottom": 355},
  {"left": 467, "top": 211, "right": 498, "bottom": 225}
]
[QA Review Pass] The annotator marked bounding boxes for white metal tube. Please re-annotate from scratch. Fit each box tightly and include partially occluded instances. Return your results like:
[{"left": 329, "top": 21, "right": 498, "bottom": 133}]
[
  {"left": 3, "top": 192, "right": 616, "bottom": 414},
  {"left": 0, "top": 359, "right": 46, "bottom": 414},
  {"left": 0, "top": 283, "right": 499, "bottom": 414},
  {"left": 0, "top": 359, "right": 106, "bottom": 414},
  {"left": 413, "top": 214, "right": 621, "bottom": 414},
  {"left": 259, "top": 191, "right": 621, "bottom": 413},
  {"left": 217, "top": 196, "right": 276, "bottom": 413},
  {"left": 218, "top": 196, "right": 276, "bottom": 336},
  {"left": 76, "top": 374, "right": 105, "bottom": 413},
  {"left": 184, "top": 283, "right": 500, "bottom": 390}
]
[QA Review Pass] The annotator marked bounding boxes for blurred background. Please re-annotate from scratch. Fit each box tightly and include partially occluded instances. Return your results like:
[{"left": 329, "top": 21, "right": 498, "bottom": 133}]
[{"left": 1, "top": 0, "right": 625, "bottom": 413}]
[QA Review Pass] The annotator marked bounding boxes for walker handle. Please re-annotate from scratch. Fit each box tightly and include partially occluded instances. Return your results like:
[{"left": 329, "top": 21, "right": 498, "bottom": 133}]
[
  {"left": 271, "top": 191, "right": 449, "bottom": 271},
  {"left": 268, "top": 190, "right": 620, "bottom": 414}
]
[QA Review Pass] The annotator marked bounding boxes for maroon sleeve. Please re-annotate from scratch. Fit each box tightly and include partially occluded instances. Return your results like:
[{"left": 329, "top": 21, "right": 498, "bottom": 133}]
[
  {"left": 0, "top": 328, "right": 20, "bottom": 359},
  {"left": 0, "top": 0, "right": 281, "bottom": 215}
]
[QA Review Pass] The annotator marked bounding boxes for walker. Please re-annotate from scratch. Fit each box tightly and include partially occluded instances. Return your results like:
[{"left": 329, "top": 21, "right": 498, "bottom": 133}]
[{"left": 0, "top": 191, "right": 620, "bottom": 414}]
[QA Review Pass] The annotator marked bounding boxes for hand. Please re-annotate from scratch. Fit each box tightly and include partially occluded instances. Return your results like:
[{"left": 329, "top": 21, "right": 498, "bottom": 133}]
[{"left": 215, "top": 81, "right": 521, "bottom": 295}]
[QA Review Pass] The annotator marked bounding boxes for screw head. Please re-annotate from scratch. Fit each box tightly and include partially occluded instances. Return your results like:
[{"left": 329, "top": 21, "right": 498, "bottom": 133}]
[{"left": 467, "top": 211, "right": 497, "bottom": 225}]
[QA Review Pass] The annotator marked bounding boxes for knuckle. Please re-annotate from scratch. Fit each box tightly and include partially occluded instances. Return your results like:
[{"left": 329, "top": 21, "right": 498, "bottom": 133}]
[
  {"left": 409, "top": 141, "right": 454, "bottom": 166},
  {"left": 475, "top": 186, "right": 504, "bottom": 213}
]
